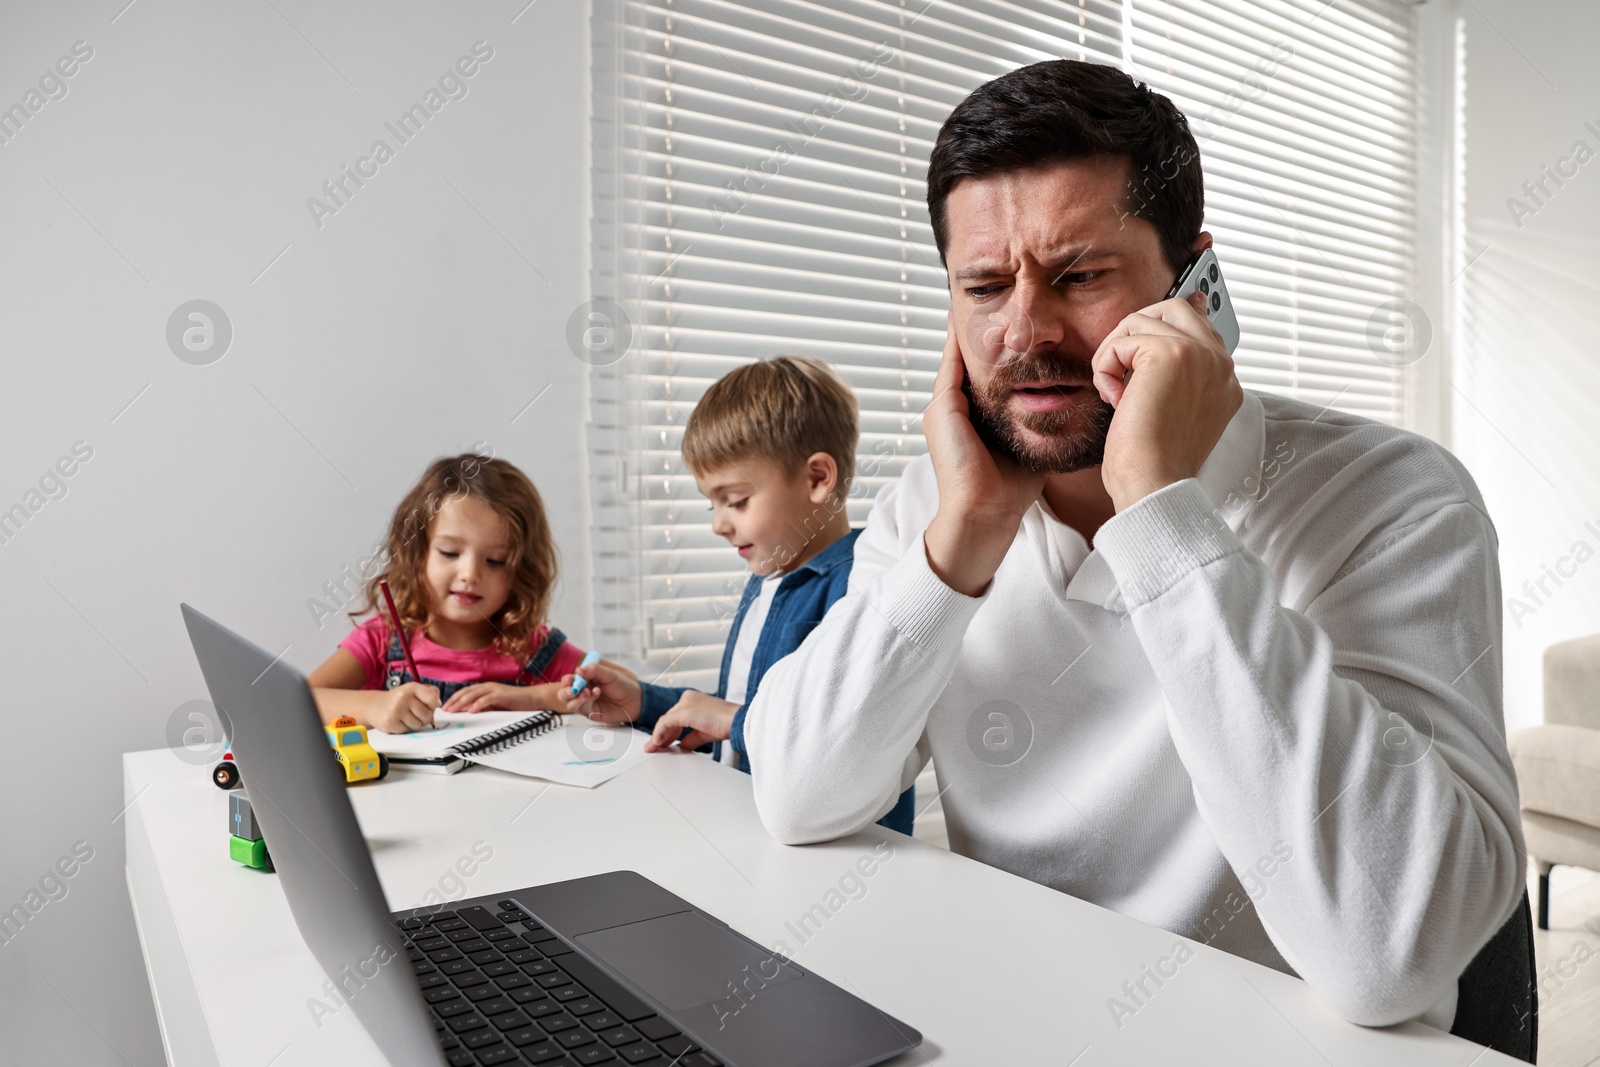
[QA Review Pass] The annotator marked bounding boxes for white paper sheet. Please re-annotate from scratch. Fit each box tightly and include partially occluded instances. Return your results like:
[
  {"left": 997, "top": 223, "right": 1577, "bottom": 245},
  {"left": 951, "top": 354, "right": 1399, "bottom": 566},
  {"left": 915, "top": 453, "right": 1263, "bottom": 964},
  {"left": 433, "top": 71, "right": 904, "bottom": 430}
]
[{"left": 462, "top": 719, "right": 651, "bottom": 787}]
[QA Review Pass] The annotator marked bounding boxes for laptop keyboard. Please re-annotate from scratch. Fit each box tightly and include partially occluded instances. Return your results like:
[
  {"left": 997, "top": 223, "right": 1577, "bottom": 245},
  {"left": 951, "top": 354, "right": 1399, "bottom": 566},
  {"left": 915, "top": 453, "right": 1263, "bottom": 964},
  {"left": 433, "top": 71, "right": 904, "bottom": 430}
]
[{"left": 398, "top": 901, "right": 723, "bottom": 1067}]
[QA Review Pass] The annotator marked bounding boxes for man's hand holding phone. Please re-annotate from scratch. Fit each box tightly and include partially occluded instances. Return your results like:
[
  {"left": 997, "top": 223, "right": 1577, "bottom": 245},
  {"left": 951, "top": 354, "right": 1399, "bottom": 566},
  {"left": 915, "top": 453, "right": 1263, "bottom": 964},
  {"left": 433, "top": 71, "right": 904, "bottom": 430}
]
[
  {"left": 923, "top": 311, "right": 1046, "bottom": 598},
  {"left": 1091, "top": 288, "right": 1243, "bottom": 513}
]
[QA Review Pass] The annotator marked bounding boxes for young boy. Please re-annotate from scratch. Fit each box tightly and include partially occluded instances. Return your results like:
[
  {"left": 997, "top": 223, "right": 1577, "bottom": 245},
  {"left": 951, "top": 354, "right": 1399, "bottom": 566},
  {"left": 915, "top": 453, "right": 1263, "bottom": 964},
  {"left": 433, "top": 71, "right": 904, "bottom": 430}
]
[{"left": 567, "top": 356, "right": 915, "bottom": 835}]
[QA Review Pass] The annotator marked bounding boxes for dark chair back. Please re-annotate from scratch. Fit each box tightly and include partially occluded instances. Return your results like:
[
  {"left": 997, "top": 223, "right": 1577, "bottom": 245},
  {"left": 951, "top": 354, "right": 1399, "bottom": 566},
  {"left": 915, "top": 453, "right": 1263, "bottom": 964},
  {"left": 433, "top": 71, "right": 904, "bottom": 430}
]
[{"left": 1449, "top": 891, "right": 1537, "bottom": 1063}]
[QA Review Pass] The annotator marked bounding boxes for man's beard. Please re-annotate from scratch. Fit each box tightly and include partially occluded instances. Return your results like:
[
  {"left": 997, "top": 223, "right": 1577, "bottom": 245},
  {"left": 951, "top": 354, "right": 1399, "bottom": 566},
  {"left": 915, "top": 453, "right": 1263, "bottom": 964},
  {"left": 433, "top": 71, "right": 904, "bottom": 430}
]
[{"left": 962, "top": 350, "right": 1115, "bottom": 474}]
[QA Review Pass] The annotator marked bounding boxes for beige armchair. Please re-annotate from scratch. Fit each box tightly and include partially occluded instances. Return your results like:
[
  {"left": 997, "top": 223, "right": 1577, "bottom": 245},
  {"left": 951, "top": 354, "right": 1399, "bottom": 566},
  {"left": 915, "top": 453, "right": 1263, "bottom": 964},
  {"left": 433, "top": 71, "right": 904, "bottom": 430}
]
[{"left": 1510, "top": 634, "right": 1600, "bottom": 928}]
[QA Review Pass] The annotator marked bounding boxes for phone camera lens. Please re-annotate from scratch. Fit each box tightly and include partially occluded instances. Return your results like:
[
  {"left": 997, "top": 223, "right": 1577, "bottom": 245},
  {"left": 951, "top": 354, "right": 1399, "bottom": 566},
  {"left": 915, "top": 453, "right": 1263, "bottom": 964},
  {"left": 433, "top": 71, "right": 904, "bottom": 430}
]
[
  {"left": 1198, "top": 277, "right": 1210, "bottom": 295},
  {"left": 1210, "top": 292, "right": 1222, "bottom": 313},
  {"left": 1208, "top": 264, "right": 1219, "bottom": 283}
]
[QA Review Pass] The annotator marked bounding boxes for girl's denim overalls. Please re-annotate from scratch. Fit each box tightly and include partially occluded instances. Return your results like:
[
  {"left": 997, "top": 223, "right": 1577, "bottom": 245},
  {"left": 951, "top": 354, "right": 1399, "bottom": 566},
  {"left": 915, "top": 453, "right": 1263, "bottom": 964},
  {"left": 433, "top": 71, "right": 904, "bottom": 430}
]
[{"left": 383, "top": 627, "right": 570, "bottom": 701}]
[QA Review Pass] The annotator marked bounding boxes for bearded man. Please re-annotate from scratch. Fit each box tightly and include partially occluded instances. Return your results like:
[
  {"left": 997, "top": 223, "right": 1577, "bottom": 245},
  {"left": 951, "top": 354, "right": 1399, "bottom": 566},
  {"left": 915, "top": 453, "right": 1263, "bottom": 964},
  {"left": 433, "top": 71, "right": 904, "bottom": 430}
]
[{"left": 744, "top": 59, "right": 1534, "bottom": 1058}]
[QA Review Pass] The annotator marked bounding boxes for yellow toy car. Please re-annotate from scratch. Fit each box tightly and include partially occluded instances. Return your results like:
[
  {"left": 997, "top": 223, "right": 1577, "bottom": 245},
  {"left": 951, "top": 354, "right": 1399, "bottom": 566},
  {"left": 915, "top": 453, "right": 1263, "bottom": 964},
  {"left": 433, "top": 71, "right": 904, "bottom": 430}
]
[{"left": 326, "top": 716, "right": 389, "bottom": 783}]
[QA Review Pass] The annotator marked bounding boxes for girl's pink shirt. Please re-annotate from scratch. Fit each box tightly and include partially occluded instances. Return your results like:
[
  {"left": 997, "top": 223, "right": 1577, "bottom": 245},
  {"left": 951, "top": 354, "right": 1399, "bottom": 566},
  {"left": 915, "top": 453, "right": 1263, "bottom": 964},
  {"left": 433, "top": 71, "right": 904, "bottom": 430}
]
[{"left": 338, "top": 616, "right": 587, "bottom": 691}]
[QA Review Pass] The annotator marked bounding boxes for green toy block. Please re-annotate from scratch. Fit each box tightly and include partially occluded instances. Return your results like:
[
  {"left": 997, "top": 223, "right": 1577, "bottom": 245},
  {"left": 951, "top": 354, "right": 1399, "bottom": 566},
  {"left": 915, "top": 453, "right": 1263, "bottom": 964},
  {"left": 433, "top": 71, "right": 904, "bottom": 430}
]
[{"left": 229, "top": 834, "right": 269, "bottom": 869}]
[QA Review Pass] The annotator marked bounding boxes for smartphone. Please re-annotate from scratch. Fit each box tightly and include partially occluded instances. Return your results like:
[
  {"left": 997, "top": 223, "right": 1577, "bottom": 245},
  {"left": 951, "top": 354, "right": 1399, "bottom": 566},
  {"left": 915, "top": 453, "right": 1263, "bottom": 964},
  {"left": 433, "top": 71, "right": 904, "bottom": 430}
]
[{"left": 1165, "top": 247, "right": 1240, "bottom": 354}]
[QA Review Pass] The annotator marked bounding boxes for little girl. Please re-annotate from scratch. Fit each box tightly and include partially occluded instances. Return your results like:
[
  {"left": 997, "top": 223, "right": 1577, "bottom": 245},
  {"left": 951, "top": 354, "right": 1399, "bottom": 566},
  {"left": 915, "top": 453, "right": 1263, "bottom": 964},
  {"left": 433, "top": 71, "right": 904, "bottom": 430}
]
[{"left": 308, "top": 453, "right": 620, "bottom": 734}]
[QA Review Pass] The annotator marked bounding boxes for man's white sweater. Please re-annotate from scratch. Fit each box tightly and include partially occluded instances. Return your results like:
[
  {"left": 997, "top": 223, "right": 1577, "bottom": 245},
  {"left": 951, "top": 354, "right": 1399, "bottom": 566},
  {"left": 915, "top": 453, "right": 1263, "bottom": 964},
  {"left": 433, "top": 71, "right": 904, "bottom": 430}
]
[{"left": 745, "top": 390, "right": 1525, "bottom": 1028}]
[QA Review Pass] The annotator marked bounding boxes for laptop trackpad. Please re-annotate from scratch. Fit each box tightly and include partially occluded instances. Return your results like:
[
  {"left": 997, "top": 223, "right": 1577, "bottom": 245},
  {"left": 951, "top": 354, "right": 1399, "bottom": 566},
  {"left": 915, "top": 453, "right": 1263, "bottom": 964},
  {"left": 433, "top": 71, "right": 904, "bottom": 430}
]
[{"left": 576, "top": 911, "right": 804, "bottom": 1012}]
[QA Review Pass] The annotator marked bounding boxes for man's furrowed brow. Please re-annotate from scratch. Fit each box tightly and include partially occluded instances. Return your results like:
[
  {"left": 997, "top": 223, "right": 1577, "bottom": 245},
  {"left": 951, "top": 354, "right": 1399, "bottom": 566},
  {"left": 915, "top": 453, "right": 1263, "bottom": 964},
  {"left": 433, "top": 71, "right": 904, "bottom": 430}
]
[
  {"left": 954, "top": 263, "right": 1010, "bottom": 283},
  {"left": 1046, "top": 244, "right": 1114, "bottom": 271},
  {"left": 954, "top": 244, "right": 1111, "bottom": 284}
]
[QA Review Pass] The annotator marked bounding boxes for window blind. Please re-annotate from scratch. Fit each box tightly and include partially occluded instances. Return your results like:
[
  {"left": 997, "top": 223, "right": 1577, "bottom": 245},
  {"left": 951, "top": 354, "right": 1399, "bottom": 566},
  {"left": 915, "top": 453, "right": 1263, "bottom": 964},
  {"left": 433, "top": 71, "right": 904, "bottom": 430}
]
[
  {"left": 588, "top": 0, "right": 1418, "bottom": 687},
  {"left": 1128, "top": 0, "right": 1419, "bottom": 422},
  {"left": 588, "top": 0, "right": 1123, "bottom": 685}
]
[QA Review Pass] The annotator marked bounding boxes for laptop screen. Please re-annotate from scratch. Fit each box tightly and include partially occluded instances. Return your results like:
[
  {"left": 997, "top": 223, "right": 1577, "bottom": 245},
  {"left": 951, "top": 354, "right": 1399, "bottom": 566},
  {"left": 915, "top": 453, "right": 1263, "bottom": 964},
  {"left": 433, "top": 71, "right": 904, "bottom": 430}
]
[{"left": 181, "top": 604, "right": 447, "bottom": 1067}]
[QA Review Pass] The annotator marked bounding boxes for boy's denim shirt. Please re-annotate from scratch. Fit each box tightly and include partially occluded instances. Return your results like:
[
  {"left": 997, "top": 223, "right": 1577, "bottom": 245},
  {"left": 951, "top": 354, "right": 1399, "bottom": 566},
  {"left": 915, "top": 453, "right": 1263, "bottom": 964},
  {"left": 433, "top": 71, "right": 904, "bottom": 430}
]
[
  {"left": 634, "top": 528, "right": 915, "bottom": 834},
  {"left": 637, "top": 528, "right": 861, "bottom": 754}
]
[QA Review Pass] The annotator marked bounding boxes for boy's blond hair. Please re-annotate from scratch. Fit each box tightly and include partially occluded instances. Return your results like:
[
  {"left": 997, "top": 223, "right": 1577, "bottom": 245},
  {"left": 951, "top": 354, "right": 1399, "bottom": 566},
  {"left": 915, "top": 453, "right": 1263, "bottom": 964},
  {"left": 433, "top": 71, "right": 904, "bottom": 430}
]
[{"left": 682, "top": 355, "right": 858, "bottom": 499}]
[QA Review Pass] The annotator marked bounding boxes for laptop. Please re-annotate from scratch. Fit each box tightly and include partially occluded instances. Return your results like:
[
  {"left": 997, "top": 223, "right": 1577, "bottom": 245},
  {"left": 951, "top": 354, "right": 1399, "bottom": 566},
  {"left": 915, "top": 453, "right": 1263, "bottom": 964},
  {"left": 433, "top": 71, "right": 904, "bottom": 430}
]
[{"left": 181, "top": 604, "right": 921, "bottom": 1067}]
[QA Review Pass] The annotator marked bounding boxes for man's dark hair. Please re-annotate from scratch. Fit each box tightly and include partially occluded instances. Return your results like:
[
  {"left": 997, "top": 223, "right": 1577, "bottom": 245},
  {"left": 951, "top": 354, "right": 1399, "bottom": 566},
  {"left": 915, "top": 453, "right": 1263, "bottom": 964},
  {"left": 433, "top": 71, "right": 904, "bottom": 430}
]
[{"left": 927, "top": 59, "right": 1204, "bottom": 278}]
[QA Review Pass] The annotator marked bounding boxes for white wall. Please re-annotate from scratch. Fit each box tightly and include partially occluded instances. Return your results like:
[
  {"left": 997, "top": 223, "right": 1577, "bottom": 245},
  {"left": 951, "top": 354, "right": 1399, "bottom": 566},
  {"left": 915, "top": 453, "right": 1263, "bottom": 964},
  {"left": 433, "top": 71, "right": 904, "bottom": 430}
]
[
  {"left": 0, "top": 1, "right": 591, "bottom": 1061},
  {"left": 1451, "top": 0, "right": 1600, "bottom": 736},
  {"left": 5, "top": 0, "right": 1594, "bottom": 1057}
]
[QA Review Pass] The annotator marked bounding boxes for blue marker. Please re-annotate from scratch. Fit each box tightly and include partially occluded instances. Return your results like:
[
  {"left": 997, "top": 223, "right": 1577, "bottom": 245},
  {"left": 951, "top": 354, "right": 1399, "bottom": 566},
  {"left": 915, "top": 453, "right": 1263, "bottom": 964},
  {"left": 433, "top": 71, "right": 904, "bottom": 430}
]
[{"left": 569, "top": 650, "right": 602, "bottom": 696}]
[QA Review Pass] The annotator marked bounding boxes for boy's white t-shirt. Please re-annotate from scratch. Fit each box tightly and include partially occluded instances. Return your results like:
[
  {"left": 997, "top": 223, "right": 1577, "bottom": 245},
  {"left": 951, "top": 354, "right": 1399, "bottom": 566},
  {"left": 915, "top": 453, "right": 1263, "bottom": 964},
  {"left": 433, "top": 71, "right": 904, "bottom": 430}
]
[{"left": 720, "top": 572, "right": 783, "bottom": 769}]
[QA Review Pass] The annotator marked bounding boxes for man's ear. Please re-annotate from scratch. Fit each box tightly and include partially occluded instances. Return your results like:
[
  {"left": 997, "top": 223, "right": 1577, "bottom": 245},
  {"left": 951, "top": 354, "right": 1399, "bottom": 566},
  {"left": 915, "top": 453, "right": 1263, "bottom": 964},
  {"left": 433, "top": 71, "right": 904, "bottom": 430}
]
[
  {"left": 1161, "top": 231, "right": 1216, "bottom": 289},
  {"left": 803, "top": 452, "right": 839, "bottom": 505}
]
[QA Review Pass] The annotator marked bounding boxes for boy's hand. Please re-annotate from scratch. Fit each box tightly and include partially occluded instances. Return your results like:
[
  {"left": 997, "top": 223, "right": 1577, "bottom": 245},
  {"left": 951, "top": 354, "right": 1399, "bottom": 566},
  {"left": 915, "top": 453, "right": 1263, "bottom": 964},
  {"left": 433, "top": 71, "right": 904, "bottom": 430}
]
[
  {"left": 371, "top": 682, "right": 440, "bottom": 734},
  {"left": 562, "top": 661, "right": 642, "bottom": 724},
  {"left": 646, "top": 691, "right": 738, "bottom": 753},
  {"left": 441, "top": 682, "right": 528, "bottom": 714}
]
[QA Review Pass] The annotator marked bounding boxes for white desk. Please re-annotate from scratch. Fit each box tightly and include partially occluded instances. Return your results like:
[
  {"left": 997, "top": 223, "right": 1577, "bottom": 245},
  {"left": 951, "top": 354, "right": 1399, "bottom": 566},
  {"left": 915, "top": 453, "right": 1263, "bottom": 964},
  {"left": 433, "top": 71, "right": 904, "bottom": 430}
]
[{"left": 124, "top": 747, "right": 1514, "bottom": 1066}]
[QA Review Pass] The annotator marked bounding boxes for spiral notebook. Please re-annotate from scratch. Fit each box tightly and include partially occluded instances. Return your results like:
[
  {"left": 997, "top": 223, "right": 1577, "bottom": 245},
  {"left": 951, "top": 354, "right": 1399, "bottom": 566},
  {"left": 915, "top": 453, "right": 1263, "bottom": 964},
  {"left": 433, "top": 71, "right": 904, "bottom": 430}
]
[
  {"left": 367, "top": 710, "right": 560, "bottom": 774},
  {"left": 366, "top": 710, "right": 649, "bottom": 787}
]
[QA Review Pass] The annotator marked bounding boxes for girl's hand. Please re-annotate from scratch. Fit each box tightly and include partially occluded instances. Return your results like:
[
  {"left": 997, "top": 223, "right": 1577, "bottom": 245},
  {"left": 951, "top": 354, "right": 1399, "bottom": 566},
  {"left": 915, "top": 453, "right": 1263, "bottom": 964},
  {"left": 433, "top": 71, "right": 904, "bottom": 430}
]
[
  {"left": 646, "top": 691, "right": 738, "bottom": 753},
  {"left": 562, "top": 662, "right": 642, "bottom": 723},
  {"left": 441, "top": 682, "right": 528, "bottom": 714},
  {"left": 370, "top": 682, "right": 441, "bottom": 734}
]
